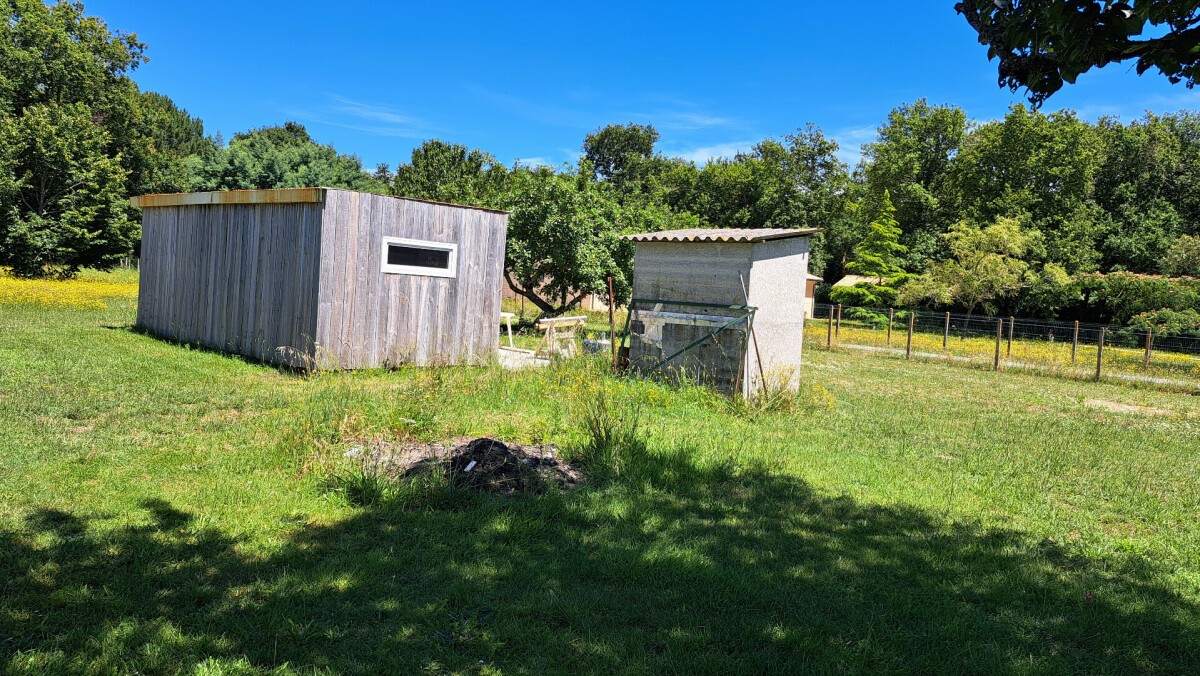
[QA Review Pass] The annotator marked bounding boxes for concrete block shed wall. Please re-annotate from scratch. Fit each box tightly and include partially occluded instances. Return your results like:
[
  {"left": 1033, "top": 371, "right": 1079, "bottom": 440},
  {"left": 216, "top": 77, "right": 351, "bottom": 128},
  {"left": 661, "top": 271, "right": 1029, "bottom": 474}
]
[
  {"left": 745, "top": 237, "right": 810, "bottom": 392},
  {"left": 314, "top": 190, "right": 508, "bottom": 368},
  {"left": 628, "top": 237, "right": 811, "bottom": 395},
  {"left": 136, "top": 202, "right": 324, "bottom": 367},
  {"left": 629, "top": 242, "right": 755, "bottom": 392},
  {"left": 134, "top": 188, "right": 508, "bottom": 369}
]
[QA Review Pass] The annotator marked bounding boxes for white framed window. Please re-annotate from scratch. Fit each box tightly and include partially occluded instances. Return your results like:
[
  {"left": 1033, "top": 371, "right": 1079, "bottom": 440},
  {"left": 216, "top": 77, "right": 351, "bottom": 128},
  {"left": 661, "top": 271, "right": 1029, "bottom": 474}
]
[{"left": 380, "top": 237, "right": 458, "bottom": 278}]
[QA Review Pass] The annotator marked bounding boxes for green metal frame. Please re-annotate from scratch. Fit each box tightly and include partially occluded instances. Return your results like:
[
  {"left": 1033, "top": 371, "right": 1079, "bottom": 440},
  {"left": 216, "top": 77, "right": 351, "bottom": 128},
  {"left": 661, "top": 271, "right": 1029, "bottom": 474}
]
[{"left": 623, "top": 297, "right": 758, "bottom": 375}]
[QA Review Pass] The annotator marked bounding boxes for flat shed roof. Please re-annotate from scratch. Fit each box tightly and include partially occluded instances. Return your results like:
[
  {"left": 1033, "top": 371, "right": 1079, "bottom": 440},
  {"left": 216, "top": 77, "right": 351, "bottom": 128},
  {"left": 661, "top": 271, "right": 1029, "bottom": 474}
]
[
  {"left": 129, "top": 188, "right": 508, "bottom": 214},
  {"left": 624, "top": 227, "right": 821, "bottom": 243}
]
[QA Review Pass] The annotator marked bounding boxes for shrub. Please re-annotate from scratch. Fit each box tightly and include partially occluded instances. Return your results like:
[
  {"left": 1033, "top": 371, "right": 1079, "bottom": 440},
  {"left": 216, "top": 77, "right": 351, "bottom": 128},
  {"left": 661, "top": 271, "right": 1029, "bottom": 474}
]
[
  {"left": 1128, "top": 308, "right": 1200, "bottom": 336},
  {"left": 1075, "top": 272, "right": 1200, "bottom": 323}
]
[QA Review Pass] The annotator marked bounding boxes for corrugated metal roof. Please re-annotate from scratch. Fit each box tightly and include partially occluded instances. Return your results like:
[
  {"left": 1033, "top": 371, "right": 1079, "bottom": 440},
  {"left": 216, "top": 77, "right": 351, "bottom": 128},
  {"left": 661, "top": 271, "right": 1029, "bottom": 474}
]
[
  {"left": 129, "top": 188, "right": 509, "bottom": 214},
  {"left": 624, "top": 227, "right": 821, "bottom": 243},
  {"left": 832, "top": 274, "right": 881, "bottom": 287}
]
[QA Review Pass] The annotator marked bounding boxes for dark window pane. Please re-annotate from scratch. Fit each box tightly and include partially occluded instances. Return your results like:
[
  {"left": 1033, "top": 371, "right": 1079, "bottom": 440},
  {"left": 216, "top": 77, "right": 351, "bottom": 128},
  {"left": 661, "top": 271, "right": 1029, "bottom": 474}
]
[{"left": 387, "top": 244, "right": 450, "bottom": 269}]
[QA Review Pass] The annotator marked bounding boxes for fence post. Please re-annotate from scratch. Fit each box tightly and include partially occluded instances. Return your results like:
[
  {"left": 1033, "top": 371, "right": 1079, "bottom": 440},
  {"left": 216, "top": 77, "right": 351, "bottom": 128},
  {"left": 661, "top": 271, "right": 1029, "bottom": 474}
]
[
  {"left": 905, "top": 312, "right": 915, "bottom": 359},
  {"left": 1096, "top": 327, "right": 1106, "bottom": 382},
  {"left": 887, "top": 308, "right": 894, "bottom": 346},
  {"left": 1144, "top": 327, "right": 1153, "bottom": 369},
  {"left": 1007, "top": 316, "right": 1015, "bottom": 356},
  {"left": 994, "top": 319, "right": 1003, "bottom": 371},
  {"left": 1071, "top": 320, "right": 1079, "bottom": 363},
  {"left": 607, "top": 276, "right": 617, "bottom": 371},
  {"left": 826, "top": 305, "right": 834, "bottom": 349},
  {"left": 943, "top": 312, "right": 950, "bottom": 350},
  {"left": 835, "top": 304, "right": 842, "bottom": 338}
]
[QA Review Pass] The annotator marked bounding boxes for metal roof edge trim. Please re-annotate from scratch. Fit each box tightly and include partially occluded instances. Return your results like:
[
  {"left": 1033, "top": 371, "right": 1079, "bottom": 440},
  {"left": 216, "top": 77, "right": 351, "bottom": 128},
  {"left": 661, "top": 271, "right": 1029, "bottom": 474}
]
[
  {"left": 129, "top": 188, "right": 510, "bottom": 214},
  {"left": 623, "top": 228, "right": 822, "bottom": 243}
]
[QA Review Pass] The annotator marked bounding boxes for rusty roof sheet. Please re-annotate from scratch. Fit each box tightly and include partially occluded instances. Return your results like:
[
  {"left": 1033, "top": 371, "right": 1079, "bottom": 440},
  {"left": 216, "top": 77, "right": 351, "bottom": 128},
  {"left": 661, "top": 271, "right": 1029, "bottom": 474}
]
[
  {"left": 624, "top": 227, "right": 821, "bottom": 243},
  {"left": 129, "top": 188, "right": 509, "bottom": 214}
]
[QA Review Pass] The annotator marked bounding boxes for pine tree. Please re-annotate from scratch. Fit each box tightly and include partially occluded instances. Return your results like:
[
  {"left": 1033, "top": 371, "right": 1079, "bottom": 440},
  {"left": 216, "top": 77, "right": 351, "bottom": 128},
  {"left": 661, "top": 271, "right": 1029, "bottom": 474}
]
[{"left": 847, "top": 189, "right": 907, "bottom": 282}]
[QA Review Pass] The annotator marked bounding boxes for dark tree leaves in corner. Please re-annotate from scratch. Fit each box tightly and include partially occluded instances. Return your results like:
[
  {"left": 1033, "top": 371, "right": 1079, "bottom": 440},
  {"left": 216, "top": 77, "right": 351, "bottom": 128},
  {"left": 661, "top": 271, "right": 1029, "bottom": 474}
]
[
  {"left": 957, "top": 0, "right": 1200, "bottom": 106},
  {"left": 0, "top": 0, "right": 210, "bottom": 277}
]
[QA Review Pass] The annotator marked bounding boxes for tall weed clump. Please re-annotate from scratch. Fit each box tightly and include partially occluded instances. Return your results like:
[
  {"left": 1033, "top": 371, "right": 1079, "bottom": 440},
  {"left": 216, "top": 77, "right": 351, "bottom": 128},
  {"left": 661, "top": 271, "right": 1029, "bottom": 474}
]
[{"left": 575, "top": 386, "right": 648, "bottom": 484}]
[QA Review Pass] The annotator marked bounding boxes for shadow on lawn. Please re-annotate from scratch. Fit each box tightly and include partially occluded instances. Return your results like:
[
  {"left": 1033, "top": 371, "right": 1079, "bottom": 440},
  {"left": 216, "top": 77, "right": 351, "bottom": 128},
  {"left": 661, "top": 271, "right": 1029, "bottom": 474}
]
[{"left": 2, "top": 458, "right": 1198, "bottom": 673}]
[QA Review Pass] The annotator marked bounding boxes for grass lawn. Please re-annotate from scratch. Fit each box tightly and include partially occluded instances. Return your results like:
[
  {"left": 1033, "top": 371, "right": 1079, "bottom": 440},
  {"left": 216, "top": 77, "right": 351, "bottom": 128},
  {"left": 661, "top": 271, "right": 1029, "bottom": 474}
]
[
  {"left": 2, "top": 273, "right": 1200, "bottom": 673},
  {"left": 807, "top": 317, "right": 1200, "bottom": 388}
]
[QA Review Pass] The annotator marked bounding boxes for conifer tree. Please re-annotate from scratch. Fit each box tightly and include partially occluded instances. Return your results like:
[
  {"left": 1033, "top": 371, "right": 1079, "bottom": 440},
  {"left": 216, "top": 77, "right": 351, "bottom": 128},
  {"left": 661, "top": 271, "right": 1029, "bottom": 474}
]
[{"left": 847, "top": 189, "right": 907, "bottom": 282}]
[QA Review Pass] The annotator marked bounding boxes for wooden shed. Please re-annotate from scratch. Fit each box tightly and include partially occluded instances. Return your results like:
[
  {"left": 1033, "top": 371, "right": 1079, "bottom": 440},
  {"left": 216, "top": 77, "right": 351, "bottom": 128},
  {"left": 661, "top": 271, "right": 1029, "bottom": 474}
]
[
  {"left": 131, "top": 188, "right": 508, "bottom": 369},
  {"left": 624, "top": 227, "right": 819, "bottom": 395}
]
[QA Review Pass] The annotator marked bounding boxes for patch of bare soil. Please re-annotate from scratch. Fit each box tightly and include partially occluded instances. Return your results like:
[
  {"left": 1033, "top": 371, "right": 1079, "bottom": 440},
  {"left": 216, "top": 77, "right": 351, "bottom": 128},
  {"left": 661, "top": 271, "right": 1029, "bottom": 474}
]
[{"left": 347, "top": 437, "right": 583, "bottom": 494}]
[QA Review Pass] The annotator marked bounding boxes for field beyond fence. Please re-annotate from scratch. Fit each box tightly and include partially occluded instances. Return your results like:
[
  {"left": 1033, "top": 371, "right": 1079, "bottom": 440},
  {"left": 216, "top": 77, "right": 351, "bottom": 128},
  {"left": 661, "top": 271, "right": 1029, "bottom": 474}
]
[{"left": 807, "top": 303, "right": 1200, "bottom": 391}]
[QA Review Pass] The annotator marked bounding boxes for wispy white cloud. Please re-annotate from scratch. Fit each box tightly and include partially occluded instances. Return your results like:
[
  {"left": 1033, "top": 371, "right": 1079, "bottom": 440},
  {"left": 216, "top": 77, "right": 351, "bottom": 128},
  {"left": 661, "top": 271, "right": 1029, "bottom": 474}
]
[
  {"left": 629, "top": 110, "right": 736, "bottom": 131},
  {"left": 830, "top": 125, "right": 878, "bottom": 167},
  {"left": 513, "top": 156, "right": 555, "bottom": 168},
  {"left": 284, "top": 95, "right": 434, "bottom": 138}
]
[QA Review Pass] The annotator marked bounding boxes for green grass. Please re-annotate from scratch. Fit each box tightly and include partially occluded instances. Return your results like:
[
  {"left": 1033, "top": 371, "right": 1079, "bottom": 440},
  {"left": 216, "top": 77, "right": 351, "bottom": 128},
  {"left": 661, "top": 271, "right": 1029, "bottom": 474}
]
[
  {"left": 2, "top": 288, "right": 1200, "bottom": 672},
  {"left": 810, "top": 317, "right": 1200, "bottom": 389}
]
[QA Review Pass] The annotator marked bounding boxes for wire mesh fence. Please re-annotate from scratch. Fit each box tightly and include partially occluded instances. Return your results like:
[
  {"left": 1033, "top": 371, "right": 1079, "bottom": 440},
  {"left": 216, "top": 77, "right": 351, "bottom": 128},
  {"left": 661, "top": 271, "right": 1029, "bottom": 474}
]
[{"left": 807, "top": 303, "right": 1200, "bottom": 390}]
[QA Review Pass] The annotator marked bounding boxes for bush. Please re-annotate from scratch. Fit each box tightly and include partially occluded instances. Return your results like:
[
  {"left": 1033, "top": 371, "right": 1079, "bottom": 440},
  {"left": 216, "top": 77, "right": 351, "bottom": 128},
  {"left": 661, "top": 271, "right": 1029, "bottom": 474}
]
[
  {"left": 1075, "top": 272, "right": 1200, "bottom": 323},
  {"left": 1128, "top": 308, "right": 1200, "bottom": 336}
]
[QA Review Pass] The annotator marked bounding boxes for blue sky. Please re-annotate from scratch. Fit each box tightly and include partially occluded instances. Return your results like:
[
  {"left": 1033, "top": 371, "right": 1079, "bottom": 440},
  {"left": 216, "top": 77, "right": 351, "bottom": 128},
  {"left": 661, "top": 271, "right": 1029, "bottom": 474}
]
[{"left": 89, "top": 1, "right": 1200, "bottom": 170}]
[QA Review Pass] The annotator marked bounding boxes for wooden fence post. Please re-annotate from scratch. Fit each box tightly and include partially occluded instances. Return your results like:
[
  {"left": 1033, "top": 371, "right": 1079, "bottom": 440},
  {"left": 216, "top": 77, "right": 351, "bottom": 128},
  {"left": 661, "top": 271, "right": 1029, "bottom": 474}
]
[
  {"left": 994, "top": 319, "right": 1003, "bottom": 371},
  {"left": 606, "top": 276, "right": 617, "bottom": 371},
  {"left": 906, "top": 312, "right": 915, "bottom": 360},
  {"left": 826, "top": 305, "right": 834, "bottom": 349},
  {"left": 835, "top": 304, "right": 842, "bottom": 338},
  {"left": 1007, "top": 316, "right": 1015, "bottom": 356},
  {"left": 943, "top": 312, "right": 950, "bottom": 350},
  {"left": 1071, "top": 320, "right": 1079, "bottom": 363},
  {"left": 1144, "top": 327, "right": 1153, "bottom": 369},
  {"left": 887, "top": 308, "right": 894, "bottom": 346},
  {"left": 1096, "top": 327, "right": 1106, "bottom": 382}
]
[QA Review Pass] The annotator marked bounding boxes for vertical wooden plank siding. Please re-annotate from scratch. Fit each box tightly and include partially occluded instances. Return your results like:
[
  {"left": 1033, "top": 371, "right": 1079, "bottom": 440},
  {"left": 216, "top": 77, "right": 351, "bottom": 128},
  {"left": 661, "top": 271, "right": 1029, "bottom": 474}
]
[
  {"left": 134, "top": 201, "right": 323, "bottom": 366},
  {"left": 314, "top": 190, "right": 508, "bottom": 368},
  {"left": 136, "top": 189, "right": 505, "bottom": 370}
]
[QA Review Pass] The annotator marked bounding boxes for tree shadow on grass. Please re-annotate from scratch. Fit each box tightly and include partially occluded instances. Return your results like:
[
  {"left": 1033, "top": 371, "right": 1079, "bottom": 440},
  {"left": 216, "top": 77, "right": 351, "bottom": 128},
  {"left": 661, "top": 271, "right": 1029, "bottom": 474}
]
[{"left": 2, "top": 458, "right": 1198, "bottom": 673}]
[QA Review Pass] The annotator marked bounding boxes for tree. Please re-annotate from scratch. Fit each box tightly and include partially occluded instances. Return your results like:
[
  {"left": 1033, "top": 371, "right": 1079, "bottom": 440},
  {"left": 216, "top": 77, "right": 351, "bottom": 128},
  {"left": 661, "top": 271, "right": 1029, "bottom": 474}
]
[
  {"left": 861, "top": 100, "right": 968, "bottom": 267},
  {"left": 956, "top": 0, "right": 1200, "bottom": 106},
  {"left": 186, "top": 122, "right": 383, "bottom": 193},
  {"left": 582, "top": 123, "right": 659, "bottom": 186},
  {"left": 0, "top": 102, "right": 133, "bottom": 277},
  {"left": 1164, "top": 234, "right": 1200, "bottom": 276},
  {"left": 846, "top": 190, "right": 907, "bottom": 281},
  {"left": 502, "top": 167, "right": 636, "bottom": 317},
  {"left": 126, "top": 91, "right": 216, "bottom": 195},
  {"left": 898, "top": 216, "right": 1034, "bottom": 317},
  {"left": 0, "top": 0, "right": 148, "bottom": 276},
  {"left": 391, "top": 140, "right": 508, "bottom": 207},
  {"left": 948, "top": 105, "right": 1105, "bottom": 274}
]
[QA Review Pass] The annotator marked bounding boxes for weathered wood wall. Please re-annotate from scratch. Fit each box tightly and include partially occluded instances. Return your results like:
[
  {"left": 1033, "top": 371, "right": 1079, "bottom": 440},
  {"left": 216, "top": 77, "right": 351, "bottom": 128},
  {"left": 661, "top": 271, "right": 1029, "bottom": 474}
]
[
  {"left": 314, "top": 190, "right": 508, "bottom": 368},
  {"left": 136, "top": 201, "right": 325, "bottom": 367}
]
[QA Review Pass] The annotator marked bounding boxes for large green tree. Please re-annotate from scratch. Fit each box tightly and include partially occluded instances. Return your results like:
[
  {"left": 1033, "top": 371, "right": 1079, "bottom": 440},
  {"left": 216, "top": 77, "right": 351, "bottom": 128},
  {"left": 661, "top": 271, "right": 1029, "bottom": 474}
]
[
  {"left": 391, "top": 139, "right": 509, "bottom": 207},
  {"left": 899, "top": 216, "right": 1035, "bottom": 317},
  {"left": 582, "top": 123, "right": 660, "bottom": 188},
  {"left": 186, "top": 122, "right": 382, "bottom": 192},
  {"left": 502, "top": 167, "right": 637, "bottom": 316},
  {"left": 861, "top": 100, "right": 968, "bottom": 268},
  {"left": 0, "top": 0, "right": 152, "bottom": 276},
  {"left": 949, "top": 105, "right": 1105, "bottom": 274},
  {"left": 957, "top": 0, "right": 1200, "bottom": 106},
  {"left": 0, "top": 102, "right": 133, "bottom": 277}
]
